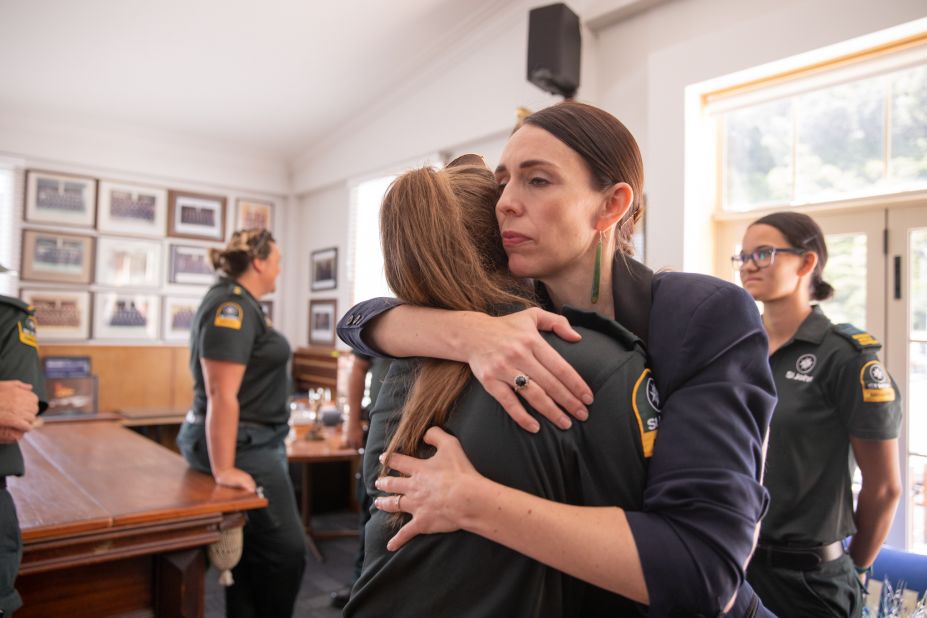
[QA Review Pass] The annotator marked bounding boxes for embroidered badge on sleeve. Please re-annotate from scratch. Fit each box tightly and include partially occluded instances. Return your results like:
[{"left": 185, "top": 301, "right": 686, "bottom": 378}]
[
  {"left": 632, "top": 368, "right": 662, "bottom": 458},
  {"left": 214, "top": 302, "right": 244, "bottom": 330},
  {"left": 860, "top": 360, "right": 895, "bottom": 403},
  {"left": 18, "top": 316, "right": 39, "bottom": 349}
]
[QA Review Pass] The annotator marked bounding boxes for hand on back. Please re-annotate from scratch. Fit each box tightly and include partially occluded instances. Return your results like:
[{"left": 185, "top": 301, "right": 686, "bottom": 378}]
[{"left": 465, "top": 308, "right": 593, "bottom": 432}]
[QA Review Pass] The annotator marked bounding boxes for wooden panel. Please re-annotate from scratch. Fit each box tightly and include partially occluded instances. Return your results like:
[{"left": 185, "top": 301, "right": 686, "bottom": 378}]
[
  {"left": 16, "top": 555, "right": 154, "bottom": 618},
  {"left": 40, "top": 345, "right": 193, "bottom": 413},
  {"left": 292, "top": 346, "right": 340, "bottom": 391}
]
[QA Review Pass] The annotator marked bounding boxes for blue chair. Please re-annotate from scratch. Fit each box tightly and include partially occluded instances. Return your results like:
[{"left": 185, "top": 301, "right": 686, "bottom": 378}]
[{"left": 870, "top": 545, "right": 927, "bottom": 595}]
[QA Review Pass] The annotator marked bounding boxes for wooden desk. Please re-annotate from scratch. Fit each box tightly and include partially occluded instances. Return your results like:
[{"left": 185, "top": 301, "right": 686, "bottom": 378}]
[
  {"left": 287, "top": 429, "right": 361, "bottom": 562},
  {"left": 9, "top": 421, "right": 266, "bottom": 618}
]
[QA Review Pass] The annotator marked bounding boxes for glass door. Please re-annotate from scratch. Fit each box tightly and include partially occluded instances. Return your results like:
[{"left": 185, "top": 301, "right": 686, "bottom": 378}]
[{"left": 886, "top": 203, "right": 927, "bottom": 552}]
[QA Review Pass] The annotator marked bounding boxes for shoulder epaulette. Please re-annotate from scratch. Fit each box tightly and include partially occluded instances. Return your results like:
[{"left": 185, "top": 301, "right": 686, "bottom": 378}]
[
  {"left": 833, "top": 323, "right": 881, "bottom": 350},
  {"left": 0, "top": 294, "right": 32, "bottom": 315},
  {"left": 232, "top": 286, "right": 242, "bottom": 295}
]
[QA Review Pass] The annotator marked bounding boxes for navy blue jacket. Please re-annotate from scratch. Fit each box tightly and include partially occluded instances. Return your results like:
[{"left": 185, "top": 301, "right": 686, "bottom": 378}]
[{"left": 338, "top": 258, "right": 777, "bottom": 617}]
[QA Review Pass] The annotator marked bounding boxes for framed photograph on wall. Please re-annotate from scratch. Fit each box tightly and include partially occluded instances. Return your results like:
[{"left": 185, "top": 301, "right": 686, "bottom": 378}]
[
  {"left": 24, "top": 170, "right": 97, "bottom": 227},
  {"left": 168, "top": 243, "right": 217, "bottom": 285},
  {"left": 20, "top": 230, "right": 95, "bottom": 284},
  {"left": 95, "top": 237, "right": 161, "bottom": 288},
  {"left": 168, "top": 190, "right": 226, "bottom": 241},
  {"left": 308, "top": 299, "right": 337, "bottom": 347},
  {"left": 93, "top": 292, "right": 160, "bottom": 340},
  {"left": 310, "top": 247, "right": 337, "bottom": 291},
  {"left": 163, "top": 295, "right": 202, "bottom": 342},
  {"left": 20, "top": 289, "right": 91, "bottom": 341},
  {"left": 235, "top": 199, "right": 273, "bottom": 232},
  {"left": 97, "top": 181, "right": 167, "bottom": 237}
]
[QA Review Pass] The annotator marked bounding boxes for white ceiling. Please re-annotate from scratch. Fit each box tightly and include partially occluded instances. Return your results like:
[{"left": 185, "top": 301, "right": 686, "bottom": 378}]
[{"left": 0, "top": 0, "right": 528, "bottom": 158}]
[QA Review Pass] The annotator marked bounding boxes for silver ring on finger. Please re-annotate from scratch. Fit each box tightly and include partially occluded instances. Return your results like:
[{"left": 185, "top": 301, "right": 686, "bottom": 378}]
[
  {"left": 397, "top": 494, "right": 403, "bottom": 512},
  {"left": 513, "top": 374, "right": 530, "bottom": 393}
]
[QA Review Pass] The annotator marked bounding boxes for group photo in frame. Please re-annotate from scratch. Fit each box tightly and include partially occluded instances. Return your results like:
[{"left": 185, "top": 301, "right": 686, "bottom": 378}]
[
  {"left": 168, "top": 190, "right": 226, "bottom": 241},
  {"left": 308, "top": 299, "right": 337, "bottom": 347},
  {"left": 20, "top": 229, "right": 95, "bottom": 284},
  {"left": 19, "top": 289, "right": 91, "bottom": 341},
  {"left": 95, "top": 236, "right": 161, "bottom": 288},
  {"left": 93, "top": 292, "right": 160, "bottom": 340},
  {"left": 235, "top": 199, "right": 274, "bottom": 232},
  {"left": 162, "top": 295, "right": 202, "bottom": 342},
  {"left": 96, "top": 181, "right": 167, "bottom": 237},
  {"left": 168, "top": 243, "right": 217, "bottom": 285},
  {"left": 310, "top": 247, "right": 338, "bottom": 291},
  {"left": 24, "top": 170, "right": 97, "bottom": 228}
]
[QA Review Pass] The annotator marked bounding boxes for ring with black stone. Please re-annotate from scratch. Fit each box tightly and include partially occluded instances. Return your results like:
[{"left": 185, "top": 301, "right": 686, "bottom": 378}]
[{"left": 513, "top": 374, "right": 530, "bottom": 392}]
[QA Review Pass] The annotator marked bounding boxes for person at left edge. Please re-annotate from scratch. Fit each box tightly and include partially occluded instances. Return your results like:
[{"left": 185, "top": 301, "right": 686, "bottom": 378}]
[
  {"left": 0, "top": 272, "right": 47, "bottom": 617},
  {"left": 176, "top": 229, "right": 307, "bottom": 618}
]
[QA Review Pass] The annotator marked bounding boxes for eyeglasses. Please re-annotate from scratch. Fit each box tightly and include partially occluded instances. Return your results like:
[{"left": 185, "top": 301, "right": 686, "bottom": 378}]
[{"left": 731, "top": 247, "right": 806, "bottom": 270}]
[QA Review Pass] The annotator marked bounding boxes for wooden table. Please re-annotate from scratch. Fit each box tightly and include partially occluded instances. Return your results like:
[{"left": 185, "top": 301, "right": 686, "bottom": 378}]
[
  {"left": 286, "top": 429, "right": 361, "bottom": 562},
  {"left": 8, "top": 421, "right": 266, "bottom": 618}
]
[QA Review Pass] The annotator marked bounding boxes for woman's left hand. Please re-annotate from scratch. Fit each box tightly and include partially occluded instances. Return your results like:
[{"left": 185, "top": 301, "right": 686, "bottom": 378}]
[{"left": 374, "top": 426, "right": 482, "bottom": 551}]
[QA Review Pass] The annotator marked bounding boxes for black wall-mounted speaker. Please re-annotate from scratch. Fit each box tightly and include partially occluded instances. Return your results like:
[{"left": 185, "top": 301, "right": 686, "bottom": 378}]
[{"left": 527, "top": 3, "right": 581, "bottom": 99}]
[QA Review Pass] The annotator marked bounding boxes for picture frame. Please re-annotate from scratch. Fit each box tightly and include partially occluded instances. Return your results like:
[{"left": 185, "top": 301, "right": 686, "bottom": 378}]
[
  {"left": 308, "top": 299, "right": 337, "bottom": 347},
  {"left": 24, "top": 170, "right": 97, "bottom": 228},
  {"left": 259, "top": 300, "right": 274, "bottom": 324},
  {"left": 93, "top": 292, "right": 160, "bottom": 340},
  {"left": 20, "top": 289, "right": 92, "bottom": 341},
  {"left": 95, "top": 236, "right": 161, "bottom": 288},
  {"left": 310, "top": 247, "right": 338, "bottom": 291},
  {"left": 20, "top": 230, "right": 95, "bottom": 284},
  {"left": 97, "top": 181, "right": 167, "bottom": 237},
  {"left": 162, "top": 295, "right": 202, "bottom": 342},
  {"left": 168, "top": 243, "right": 217, "bottom": 285},
  {"left": 235, "top": 198, "right": 274, "bottom": 232},
  {"left": 45, "top": 376, "right": 98, "bottom": 417},
  {"left": 168, "top": 190, "right": 226, "bottom": 241}
]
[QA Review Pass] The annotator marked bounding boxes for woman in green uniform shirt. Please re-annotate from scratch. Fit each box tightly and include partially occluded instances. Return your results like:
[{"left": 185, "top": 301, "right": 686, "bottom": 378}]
[
  {"left": 737, "top": 212, "right": 902, "bottom": 617},
  {"left": 177, "top": 229, "right": 306, "bottom": 618}
]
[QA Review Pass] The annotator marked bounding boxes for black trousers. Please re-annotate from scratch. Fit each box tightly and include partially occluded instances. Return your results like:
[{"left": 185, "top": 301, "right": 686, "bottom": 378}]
[
  {"left": 0, "top": 489, "right": 22, "bottom": 615},
  {"left": 178, "top": 422, "right": 307, "bottom": 618},
  {"left": 748, "top": 553, "right": 862, "bottom": 618}
]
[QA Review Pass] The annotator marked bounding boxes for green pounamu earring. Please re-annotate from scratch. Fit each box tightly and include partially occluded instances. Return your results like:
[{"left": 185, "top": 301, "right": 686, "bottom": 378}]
[{"left": 591, "top": 231, "right": 604, "bottom": 304}]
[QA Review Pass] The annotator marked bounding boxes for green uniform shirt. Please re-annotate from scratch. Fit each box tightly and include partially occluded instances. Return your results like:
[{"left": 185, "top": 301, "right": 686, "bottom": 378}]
[
  {"left": 189, "top": 278, "right": 290, "bottom": 425},
  {"left": 762, "top": 306, "right": 902, "bottom": 546},
  {"left": 0, "top": 295, "right": 47, "bottom": 477}
]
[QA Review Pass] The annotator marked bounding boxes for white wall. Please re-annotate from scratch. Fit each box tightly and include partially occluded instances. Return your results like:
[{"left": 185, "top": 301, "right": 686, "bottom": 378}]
[{"left": 291, "top": 0, "right": 927, "bottom": 278}]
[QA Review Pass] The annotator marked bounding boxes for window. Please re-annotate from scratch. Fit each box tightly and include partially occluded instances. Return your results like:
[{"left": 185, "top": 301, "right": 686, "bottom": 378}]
[
  {"left": 710, "top": 45, "right": 927, "bottom": 212},
  {"left": 348, "top": 175, "right": 396, "bottom": 306}
]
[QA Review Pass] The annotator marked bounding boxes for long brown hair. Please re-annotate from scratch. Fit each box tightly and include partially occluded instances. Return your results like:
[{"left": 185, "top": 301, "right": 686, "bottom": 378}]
[
  {"left": 524, "top": 101, "right": 645, "bottom": 256},
  {"left": 379, "top": 156, "right": 535, "bottom": 488}
]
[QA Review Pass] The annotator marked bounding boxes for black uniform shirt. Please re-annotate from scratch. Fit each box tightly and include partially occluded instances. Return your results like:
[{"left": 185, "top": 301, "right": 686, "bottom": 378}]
[
  {"left": 352, "top": 352, "right": 391, "bottom": 422},
  {"left": 762, "top": 306, "right": 902, "bottom": 546},
  {"left": 0, "top": 295, "right": 47, "bottom": 477},
  {"left": 347, "top": 308, "right": 656, "bottom": 617},
  {"left": 189, "top": 278, "right": 290, "bottom": 425}
]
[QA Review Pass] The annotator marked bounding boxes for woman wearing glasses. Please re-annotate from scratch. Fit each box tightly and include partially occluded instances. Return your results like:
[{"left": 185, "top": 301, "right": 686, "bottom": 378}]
[{"left": 736, "top": 212, "right": 902, "bottom": 617}]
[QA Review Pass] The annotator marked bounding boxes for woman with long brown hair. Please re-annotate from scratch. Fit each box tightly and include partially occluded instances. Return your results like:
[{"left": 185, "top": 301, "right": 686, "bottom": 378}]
[
  {"left": 345, "top": 156, "right": 653, "bottom": 616},
  {"left": 339, "top": 101, "right": 777, "bottom": 616}
]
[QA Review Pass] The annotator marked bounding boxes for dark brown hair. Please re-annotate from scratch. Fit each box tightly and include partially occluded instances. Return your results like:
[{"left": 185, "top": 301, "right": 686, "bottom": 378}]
[
  {"left": 209, "top": 228, "right": 276, "bottom": 279},
  {"left": 379, "top": 157, "right": 534, "bottom": 506},
  {"left": 523, "top": 100, "right": 645, "bottom": 255},
  {"left": 751, "top": 211, "right": 833, "bottom": 301}
]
